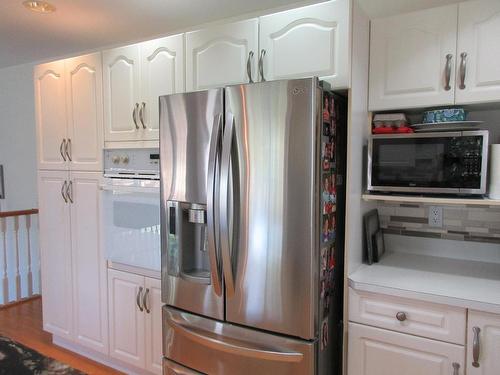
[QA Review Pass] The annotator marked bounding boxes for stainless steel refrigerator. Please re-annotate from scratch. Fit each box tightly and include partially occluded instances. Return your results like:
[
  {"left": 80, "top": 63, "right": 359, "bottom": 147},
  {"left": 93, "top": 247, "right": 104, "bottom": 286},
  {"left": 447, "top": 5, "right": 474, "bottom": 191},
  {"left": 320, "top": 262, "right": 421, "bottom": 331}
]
[{"left": 160, "top": 77, "right": 347, "bottom": 375}]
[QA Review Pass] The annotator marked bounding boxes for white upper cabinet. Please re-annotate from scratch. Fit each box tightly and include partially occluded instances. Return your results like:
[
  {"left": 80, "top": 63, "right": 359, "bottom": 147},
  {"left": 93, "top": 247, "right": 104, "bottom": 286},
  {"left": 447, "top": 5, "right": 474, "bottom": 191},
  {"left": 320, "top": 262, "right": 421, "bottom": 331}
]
[
  {"left": 35, "top": 54, "right": 103, "bottom": 171},
  {"left": 140, "top": 35, "right": 185, "bottom": 140},
  {"left": 103, "top": 34, "right": 184, "bottom": 142},
  {"left": 70, "top": 171, "right": 108, "bottom": 354},
  {"left": 467, "top": 310, "right": 500, "bottom": 375},
  {"left": 369, "top": 4, "right": 458, "bottom": 111},
  {"left": 259, "top": 0, "right": 350, "bottom": 88},
  {"left": 186, "top": 19, "right": 258, "bottom": 91},
  {"left": 456, "top": 0, "right": 500, "bottom": 104},
  {"left": 103, "top": 44, "right": 141, "bottom": 142},
  {"left": 38, "top": 170, "right": 73, "bottom": 340},
  {"left": 34, "top": 61, "right": 68, "bottom": 171},
  {"left": 65, "top": 53, "right": 104, "bottom": 171}
]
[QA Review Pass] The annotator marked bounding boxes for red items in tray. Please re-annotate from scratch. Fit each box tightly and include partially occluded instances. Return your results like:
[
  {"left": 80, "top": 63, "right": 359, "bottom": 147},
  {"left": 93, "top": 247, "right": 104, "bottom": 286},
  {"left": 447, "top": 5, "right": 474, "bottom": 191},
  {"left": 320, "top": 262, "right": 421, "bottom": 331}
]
[{"left": 372, "top": 126, "right": 414, "bottom": 134}]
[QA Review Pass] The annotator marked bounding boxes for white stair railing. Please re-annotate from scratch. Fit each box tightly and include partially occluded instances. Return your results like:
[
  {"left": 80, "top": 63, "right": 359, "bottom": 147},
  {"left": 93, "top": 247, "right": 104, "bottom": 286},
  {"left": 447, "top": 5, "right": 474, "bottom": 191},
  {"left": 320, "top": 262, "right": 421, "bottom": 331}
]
[{"left": 0, "top": 209, "right": 40, "bottom": 306}]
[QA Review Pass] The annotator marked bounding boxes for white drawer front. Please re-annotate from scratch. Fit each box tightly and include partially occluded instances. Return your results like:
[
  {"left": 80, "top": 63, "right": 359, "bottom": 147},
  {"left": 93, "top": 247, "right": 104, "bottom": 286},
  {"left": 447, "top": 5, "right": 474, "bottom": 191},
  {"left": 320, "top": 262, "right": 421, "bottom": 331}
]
[
  {"left": 349, "top": 288, "right": 466, "bottom": 345},
  {"left": 348, "top": 322, "right": 465, "bottom": 375}
]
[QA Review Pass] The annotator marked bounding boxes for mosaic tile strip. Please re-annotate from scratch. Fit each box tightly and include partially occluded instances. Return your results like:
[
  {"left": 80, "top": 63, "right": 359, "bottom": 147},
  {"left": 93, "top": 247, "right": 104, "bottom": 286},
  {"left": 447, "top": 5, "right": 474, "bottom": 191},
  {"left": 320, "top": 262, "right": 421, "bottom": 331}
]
[{"left": 376, "top": 201, "right": 500, "bottom": 244}]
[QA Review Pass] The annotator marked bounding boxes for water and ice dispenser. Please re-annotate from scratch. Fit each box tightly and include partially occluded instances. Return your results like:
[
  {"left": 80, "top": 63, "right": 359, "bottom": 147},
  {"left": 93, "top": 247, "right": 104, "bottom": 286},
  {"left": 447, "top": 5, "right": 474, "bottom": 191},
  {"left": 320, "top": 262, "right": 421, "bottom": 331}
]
[{"left": 166, "top": 201, "right": 211, "bottom": 284}]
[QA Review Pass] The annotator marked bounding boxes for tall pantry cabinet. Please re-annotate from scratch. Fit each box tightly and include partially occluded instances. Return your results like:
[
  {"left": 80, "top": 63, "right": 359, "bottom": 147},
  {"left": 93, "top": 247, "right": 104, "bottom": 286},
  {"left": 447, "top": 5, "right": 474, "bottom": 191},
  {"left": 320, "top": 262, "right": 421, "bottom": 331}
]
[{"left": 35, "top": 52, "right": 108, "bottom": 354}]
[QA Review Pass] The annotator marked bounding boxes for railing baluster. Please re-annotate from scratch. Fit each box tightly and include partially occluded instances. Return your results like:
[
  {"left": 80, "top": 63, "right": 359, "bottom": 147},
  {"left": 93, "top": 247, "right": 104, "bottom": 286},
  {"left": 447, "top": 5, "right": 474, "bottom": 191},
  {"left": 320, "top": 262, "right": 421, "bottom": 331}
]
[
  {"left": 13, "top": 216, "right": 21, "bottom": 301},
  {"left": 1, "top": 217, "right": 7, "bottom": 304},
  {"left": 0, "top": 209, "right": 39, "bottom": 306},
  {"left": 26, "top": 215, "right": 33, "bottom": 297}
]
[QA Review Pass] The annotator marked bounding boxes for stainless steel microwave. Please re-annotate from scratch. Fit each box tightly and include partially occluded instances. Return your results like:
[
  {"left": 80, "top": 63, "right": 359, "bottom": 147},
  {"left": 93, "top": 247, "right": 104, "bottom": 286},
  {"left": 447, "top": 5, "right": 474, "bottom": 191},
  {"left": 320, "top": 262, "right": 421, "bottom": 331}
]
[{"left": 368, "top": 130, "right": 489, "bottom": 195}]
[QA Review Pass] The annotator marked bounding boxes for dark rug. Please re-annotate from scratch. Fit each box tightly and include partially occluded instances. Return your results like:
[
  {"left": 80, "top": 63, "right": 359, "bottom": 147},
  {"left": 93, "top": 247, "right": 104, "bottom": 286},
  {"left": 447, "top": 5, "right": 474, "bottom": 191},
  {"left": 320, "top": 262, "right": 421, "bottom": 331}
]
[{"left": 0, "top": 336, "right": 86, "bottom": 375}]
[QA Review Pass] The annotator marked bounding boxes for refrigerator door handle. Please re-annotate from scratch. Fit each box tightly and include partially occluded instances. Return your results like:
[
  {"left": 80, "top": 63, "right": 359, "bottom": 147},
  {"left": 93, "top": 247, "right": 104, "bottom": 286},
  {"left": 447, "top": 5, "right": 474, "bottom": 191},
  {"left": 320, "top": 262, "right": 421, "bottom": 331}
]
[
  {"left": 220, "top": 113, "right": 236, "bottom": 297},
  {"left": 207, "top": 113, "right": 223, "bottom": 296},
  {"left": 167, "top": 314, "right": 304, "bottom": 363}
]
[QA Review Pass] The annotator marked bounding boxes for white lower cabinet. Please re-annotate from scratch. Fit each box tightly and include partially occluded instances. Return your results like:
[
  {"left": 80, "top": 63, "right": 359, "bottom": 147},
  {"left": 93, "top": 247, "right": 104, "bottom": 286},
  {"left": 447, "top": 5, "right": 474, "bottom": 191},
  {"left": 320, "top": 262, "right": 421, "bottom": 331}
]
[
  {"left": 348, "top": 322, "right": 465, "bottom": 375},
  {"left": 70, "top": 172, "right": 108, "bottom": 353},
  {"left": 38, "top": 170, "right": 73, "bottom": 340},
  {"left": 467, "top": 310, "right": 500, "bottom": 375},
  {"left": 145, "top": 277, "right": 163, "bottom": 375},
  {"left": 38, "top": 170, "right": 108, "bottom": 353},
  {"left": 108, "top": 269, "right": 162, "bottom": 374}
]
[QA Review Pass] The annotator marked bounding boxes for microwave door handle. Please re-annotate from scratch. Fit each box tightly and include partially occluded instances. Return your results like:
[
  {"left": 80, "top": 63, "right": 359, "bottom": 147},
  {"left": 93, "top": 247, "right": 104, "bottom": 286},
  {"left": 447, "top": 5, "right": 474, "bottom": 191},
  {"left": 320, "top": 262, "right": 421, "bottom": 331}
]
[
  {"left": 220, "top": 113, "right": 236, "bottom": 297},
  {"left": 207, "top": 114, "right": 223, "bottom": 297}
]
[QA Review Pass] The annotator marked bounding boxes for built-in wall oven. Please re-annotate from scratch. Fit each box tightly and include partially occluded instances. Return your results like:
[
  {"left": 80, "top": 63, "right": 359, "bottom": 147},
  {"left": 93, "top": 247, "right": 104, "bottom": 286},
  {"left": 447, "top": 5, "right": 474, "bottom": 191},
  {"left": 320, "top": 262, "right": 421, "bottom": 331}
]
[
  {"left": 101, "top": 148, "right": 160, "bottom": 271},
  {"left": 368, "top": 130, "right": 489, "bottom": 195}
]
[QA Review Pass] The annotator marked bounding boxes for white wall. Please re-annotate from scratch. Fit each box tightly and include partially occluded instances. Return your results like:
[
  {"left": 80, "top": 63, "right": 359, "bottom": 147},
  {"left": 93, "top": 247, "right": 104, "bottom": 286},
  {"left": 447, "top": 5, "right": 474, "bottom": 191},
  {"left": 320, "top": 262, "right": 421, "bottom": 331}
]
[{"left": 0, "top": 63, "right": 38, "bottom": 211}]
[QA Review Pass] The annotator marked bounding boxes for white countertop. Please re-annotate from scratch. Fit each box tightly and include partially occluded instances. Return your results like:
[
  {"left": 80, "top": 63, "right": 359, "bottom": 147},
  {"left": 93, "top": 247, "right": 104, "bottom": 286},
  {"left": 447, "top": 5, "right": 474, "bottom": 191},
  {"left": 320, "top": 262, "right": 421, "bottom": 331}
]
[{"left": 349, "top": 252, "right": 500, "bottom": 314}]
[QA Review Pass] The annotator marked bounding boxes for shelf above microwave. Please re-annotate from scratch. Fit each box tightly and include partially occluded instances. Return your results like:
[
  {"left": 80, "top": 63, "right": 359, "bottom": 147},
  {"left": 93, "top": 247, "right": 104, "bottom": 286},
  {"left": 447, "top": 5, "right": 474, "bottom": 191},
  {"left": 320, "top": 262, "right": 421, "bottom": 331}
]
[{"left": 362, "top": 193, "right": 500, "bottom": 207}]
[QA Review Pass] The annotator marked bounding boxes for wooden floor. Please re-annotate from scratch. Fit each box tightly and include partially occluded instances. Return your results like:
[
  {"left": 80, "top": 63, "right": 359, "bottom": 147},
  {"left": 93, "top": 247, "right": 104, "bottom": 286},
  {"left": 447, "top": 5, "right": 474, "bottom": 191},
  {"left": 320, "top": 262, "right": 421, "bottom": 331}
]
[{"left": 0, "top": 297, "right": 123, "bottom": 375}]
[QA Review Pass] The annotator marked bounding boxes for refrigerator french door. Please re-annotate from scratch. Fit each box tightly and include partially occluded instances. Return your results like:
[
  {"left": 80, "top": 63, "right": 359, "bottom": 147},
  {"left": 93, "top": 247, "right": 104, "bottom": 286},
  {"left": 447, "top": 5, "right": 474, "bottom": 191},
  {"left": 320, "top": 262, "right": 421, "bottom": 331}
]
[{"left": 160, "top": 78, "right": 345, "bottom": 375}]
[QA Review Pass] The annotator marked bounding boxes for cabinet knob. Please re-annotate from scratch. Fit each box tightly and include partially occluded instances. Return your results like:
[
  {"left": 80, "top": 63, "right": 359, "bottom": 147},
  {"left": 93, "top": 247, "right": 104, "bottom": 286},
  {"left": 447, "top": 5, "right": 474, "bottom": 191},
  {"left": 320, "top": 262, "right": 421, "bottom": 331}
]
[{"left": 396, "top": 311, "right": 407, "bottom": 322}]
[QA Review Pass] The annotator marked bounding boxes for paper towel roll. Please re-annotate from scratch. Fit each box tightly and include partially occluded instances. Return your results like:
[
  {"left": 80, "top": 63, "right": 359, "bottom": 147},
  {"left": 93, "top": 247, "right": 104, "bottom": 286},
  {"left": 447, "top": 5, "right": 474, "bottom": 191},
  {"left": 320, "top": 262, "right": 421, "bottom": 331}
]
[{"left": 489, "top": 144, "right": 500, "bottom": 199}]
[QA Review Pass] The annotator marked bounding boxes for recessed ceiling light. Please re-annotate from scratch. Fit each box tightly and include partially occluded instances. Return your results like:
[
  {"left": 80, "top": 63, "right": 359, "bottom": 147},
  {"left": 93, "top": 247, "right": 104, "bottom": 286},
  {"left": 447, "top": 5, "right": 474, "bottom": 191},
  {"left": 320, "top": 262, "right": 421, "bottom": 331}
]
[{"left": 23, "top": 1, "right": 56, "bottom": 13}]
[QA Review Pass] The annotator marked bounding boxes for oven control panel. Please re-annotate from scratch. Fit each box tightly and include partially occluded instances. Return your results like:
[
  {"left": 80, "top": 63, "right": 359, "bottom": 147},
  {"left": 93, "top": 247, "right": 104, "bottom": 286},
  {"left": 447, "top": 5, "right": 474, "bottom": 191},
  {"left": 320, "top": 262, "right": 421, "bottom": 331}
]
[{"left": 104, "top": 148, "right": 160, "bottom": 178}]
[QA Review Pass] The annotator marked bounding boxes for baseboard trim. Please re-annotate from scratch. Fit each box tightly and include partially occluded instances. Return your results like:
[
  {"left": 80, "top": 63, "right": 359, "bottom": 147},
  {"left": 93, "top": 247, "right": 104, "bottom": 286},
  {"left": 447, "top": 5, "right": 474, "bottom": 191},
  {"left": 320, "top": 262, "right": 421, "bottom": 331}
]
[{"left": 52, "top": 336, "right": 154, "bottom": 375}]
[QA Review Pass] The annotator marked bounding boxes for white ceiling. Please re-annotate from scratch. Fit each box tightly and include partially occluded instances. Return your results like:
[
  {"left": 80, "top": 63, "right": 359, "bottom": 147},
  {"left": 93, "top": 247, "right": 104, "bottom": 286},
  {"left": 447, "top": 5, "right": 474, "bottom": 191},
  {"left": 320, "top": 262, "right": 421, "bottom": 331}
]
[
  {"left": 0, "top": 0, "right": 311, "bottom": 69},
  {"left": 0, "top": 0, "right": 470, "bottom": 69}
]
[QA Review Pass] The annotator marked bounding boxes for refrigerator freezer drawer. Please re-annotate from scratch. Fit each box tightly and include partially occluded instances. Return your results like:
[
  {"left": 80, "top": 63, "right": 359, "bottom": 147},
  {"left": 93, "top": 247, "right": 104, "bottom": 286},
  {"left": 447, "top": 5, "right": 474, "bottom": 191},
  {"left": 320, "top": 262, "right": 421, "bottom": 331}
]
[
  {"left": 164, "top": 359, "right": 202, "bottom": 375},
  {"left": 163, "top": 307, "right": 316, "bottom": 375}
]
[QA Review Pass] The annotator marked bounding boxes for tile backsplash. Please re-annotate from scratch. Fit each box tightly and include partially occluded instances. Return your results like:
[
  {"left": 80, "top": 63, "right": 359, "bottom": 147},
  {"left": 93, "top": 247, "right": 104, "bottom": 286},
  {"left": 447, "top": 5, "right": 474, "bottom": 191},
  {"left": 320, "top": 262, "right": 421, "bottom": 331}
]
[{"left": 377, "top": 202, "right": 500, "bottom": 244}]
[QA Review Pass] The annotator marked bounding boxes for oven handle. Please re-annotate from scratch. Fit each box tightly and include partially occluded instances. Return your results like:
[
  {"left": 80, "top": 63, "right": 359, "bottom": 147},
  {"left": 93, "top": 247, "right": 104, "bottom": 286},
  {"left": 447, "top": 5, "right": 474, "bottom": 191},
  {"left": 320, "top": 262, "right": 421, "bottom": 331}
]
[{"left": 99, "top": 185, "right": 160, "bottom": 194}]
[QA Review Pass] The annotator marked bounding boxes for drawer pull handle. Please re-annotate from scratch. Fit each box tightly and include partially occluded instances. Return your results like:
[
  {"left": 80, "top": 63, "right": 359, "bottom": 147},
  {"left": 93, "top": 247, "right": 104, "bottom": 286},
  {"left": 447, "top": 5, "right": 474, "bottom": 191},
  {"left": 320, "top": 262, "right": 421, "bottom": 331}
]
[
  {"left": 452, "top": 362, "right": 460, "bottom": 375},
  {"left": 472, "top": 326, "right": 480, "bottom": 367},
  {"left": 396, "top": 312, "right": 407, "bottom": 322}
]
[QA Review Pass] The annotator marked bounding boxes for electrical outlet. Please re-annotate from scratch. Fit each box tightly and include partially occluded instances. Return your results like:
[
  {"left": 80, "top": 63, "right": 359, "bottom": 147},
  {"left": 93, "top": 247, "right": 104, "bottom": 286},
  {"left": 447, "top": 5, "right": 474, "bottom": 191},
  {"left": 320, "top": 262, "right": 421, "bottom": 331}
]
[{"left": 428, "top": 206, "right": 443, "bottom": 227}]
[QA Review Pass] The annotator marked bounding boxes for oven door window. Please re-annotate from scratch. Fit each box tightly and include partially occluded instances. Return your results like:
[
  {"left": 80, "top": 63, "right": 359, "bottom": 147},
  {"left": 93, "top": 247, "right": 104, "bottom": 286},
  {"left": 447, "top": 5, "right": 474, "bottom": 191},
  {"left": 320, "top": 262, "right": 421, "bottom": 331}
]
[
  {"left": 102, "top": 189, "right": 160, "bottom": 271},
  {"left": 371, "top": 136, "right": 483, "bottom": 189}
]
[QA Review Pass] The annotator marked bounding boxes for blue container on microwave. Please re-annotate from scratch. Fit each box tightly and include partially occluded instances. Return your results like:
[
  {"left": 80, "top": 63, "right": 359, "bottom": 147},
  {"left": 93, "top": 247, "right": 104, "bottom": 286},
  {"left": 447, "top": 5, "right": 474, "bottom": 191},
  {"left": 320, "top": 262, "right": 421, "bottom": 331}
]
[{"left": 423, "top": 108, "right": 466, "bottom": 123}]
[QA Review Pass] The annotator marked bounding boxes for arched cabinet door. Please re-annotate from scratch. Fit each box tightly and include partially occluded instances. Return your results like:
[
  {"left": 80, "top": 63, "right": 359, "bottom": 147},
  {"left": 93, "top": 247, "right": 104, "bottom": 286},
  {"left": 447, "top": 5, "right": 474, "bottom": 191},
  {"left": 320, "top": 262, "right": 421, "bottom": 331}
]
[
  {"left": 140, "top": 35, "right": 184, "bottom": 140},
  {"left": 186, "top": 19, "right": 258, "bottom": 91},
  {"left": 65, "top": 53, "right": 103, "bottom": 171},
  {"left": 259, "top": 0, "right": 350, "bottom": 88},
  {"left": 368, "top": 4, "right": 458, "bottom": 111},
  {"left": 103, "top": 45, "right": 141, "bottom": 142},
  {"left": 456, "top": 1, "right": 500, "bottom": 104},
  {"left": 34, "top": 61, "right": 68, "bottom": 170}
]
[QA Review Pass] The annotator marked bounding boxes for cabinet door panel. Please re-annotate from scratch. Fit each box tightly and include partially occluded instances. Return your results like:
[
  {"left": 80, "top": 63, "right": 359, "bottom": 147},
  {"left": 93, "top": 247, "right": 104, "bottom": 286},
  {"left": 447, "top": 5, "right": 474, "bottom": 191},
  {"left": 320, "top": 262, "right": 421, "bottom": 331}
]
[
  {"left": 145, "top": 277, "right": 162, "bottom": 375},
  {"left": 186, "top": 19, "right": 258, "bottom": 91},
  {"left": 369, "top": 5, "right": 457, "bottom": 110},
  {"left": 259, "top": 0, "right": 350, "bottom": 88},
  {"left": 141, "top": 34, "right": 185, "bottom": 140},
  {"left": 65, "top": 53, "right": 103, "bottom": 171},
  {"left": 38, "top": 170, "right": 72, "bottom": 339},
  {"left": 108, "top": 269, "right": 145, "bottom": 368},
  {"left": 34, "top": 61, "right": 68, "bottom": 170},
  {"left": 456, "top": 1, "right": 500, "bottom": 104},
  {"left": 348, "top": 322, "right": 465, "bottom": 375},
  {"left": 103, "top": 45, "right": 141, "bottom": 142},
  {"left": 467, "top": 310, "right": 500, "bottom": 375},
  {"left": 70, "top": 172, "right": 108, "bottom": 354}
]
